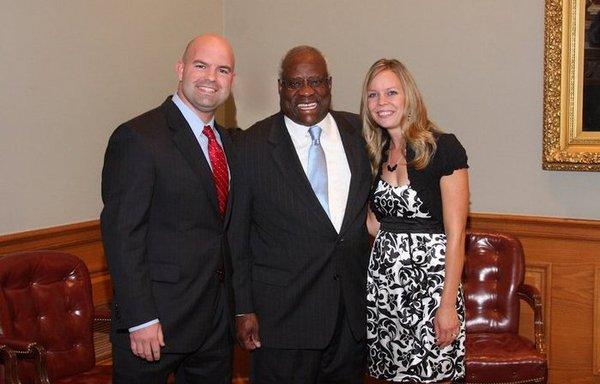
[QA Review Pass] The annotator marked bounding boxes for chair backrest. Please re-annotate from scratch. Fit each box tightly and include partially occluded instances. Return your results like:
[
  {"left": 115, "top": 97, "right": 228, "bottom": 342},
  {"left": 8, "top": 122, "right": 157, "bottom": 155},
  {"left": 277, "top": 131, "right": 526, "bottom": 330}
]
[
  {"left": 0, "top": 251, "right": 95, "bottom": 380},
  {"left": 463, "top": 232, "right": 524, "bottom": 334}
]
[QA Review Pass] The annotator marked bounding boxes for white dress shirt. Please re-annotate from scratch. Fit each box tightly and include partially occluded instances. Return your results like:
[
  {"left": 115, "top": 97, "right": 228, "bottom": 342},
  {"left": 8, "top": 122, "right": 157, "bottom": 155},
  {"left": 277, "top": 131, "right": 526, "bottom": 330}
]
[{"left": 284, "top": 113, "right": 351, "bottom": 233}]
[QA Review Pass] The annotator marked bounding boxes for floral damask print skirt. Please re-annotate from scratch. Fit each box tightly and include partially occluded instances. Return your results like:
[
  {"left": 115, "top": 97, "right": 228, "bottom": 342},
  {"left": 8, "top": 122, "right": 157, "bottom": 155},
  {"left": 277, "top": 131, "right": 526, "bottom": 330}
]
[{"left": 366, "top": 231, "right": 466, "bottom": 383}]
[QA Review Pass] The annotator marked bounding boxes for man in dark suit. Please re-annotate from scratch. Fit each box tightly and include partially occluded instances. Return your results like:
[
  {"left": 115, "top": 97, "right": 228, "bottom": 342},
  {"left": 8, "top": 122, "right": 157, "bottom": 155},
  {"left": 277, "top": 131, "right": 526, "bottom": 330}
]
[
  {"left": 231, "top": 46, "right": 371, "bottom": 383},
  {"left": 101, "top": 34, "right": 235, "bottom": 384}
]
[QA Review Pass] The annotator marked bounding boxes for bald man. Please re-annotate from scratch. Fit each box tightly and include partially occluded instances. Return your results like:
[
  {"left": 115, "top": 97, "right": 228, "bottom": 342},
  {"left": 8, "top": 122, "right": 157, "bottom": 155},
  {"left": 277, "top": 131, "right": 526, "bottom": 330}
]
[{"left": 101, "top": 34, "right": 236, "bottom": 383}]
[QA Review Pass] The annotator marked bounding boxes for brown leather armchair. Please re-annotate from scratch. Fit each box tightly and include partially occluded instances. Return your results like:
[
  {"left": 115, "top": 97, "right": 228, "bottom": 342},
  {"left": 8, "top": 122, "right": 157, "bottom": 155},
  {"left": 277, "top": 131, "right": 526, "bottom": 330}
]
[
  {"left": 0, "top": 250, "right": 112, "bottom": 384},
  {"left": 463, "top": 232, "right": 547, "bottom": 384}
]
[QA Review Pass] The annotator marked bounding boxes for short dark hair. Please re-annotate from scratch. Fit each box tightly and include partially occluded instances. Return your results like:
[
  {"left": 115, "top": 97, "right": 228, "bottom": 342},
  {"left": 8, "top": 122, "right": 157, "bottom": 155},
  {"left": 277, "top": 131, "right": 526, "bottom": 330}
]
[{"left": 278, "top": 45, "right": 328, "bottom": 78}]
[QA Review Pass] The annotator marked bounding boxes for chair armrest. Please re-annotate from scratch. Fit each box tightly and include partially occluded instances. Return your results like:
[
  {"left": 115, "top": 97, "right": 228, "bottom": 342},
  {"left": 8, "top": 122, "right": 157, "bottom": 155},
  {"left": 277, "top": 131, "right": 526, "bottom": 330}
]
[
  {"left": 0, "top": 338, "right": 50, "bottom": 384},
  {"left": 0, "top": 337, "right": 41, "bottom": 357},
  {"left": 518, "top": 283, "right": 546, "bottom": 354},
  {"left": 0, "top": 344, "right": 20, "bottom": 384}
]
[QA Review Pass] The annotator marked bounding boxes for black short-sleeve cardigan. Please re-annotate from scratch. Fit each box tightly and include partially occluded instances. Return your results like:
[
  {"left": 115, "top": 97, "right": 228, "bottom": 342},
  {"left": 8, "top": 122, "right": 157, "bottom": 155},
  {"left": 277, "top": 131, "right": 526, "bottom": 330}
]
[{"left": 371, "top": 133, "right": 469, "bottom": 233}]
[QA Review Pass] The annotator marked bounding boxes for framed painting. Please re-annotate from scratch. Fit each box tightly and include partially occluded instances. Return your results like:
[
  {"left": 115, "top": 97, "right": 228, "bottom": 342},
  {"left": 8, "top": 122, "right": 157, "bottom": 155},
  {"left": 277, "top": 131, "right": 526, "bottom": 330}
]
[{"left": 543, "top": 0, "right": 600, "bottom": 171}]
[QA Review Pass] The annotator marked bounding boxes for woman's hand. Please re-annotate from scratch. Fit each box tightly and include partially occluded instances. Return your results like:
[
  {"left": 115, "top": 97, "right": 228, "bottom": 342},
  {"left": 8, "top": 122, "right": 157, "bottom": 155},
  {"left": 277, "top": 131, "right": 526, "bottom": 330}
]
[{"left": 434, "top": 304, "right": 460, "bottom": 348}]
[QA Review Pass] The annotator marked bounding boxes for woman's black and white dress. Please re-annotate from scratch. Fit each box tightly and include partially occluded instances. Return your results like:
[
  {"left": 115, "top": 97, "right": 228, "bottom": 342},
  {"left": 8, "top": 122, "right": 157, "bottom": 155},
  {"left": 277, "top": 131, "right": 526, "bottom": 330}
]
[{"left": 366, "top": 133, "right": 468, "bottom": 383}]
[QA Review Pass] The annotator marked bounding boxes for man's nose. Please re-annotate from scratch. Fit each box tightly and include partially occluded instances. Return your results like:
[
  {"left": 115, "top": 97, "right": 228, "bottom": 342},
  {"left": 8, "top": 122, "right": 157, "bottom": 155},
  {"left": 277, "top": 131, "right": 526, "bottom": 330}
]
[
  {"left": 205, "top": 68, "right": 217, "bottom": 81},
  {"left": 298, "top": 82, "right": 315, "bottom": 96}
]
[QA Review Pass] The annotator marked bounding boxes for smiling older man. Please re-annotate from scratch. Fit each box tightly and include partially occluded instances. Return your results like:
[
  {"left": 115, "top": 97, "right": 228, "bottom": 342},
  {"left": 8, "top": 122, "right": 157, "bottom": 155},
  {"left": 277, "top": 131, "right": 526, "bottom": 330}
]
[{"left": 230, "top": 46, "right": 372, "bottom": 383}]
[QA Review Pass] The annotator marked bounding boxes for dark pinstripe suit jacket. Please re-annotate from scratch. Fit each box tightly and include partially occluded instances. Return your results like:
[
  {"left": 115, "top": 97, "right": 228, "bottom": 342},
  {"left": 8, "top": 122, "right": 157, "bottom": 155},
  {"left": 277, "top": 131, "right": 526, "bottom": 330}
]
[
  {"left": 101, "top": 97, "right": 234, "bottom": 353},
  {"left": 229, "top": 111, "right": 371, "bottom": 349}
]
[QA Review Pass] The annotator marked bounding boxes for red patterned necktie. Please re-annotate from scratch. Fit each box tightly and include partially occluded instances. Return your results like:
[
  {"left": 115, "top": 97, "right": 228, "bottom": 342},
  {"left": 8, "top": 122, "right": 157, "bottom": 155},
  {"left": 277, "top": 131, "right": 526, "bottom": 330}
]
[{"left": 202, "top": 125, "right": 229, "bottom": 217}]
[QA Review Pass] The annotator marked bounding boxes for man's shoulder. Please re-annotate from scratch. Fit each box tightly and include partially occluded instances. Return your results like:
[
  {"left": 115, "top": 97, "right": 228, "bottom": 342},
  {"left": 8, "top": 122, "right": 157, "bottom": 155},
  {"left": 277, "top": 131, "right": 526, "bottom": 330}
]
[
  {"left": 331, "top": 110, "right": 359, "bottom": 121},
  {"left": 238, "top": 110, "right": 361, "bottom": 139},
  {"left": 330, "top": 110, "right": 360, "bottom": 129},
  {"left": 124, "top": 101, "right": 169, "bottom": 130},
  {"left": 240, "top": 112, "right": 282, "bottom": 140},
  {"left": 247, "top": 112, "right": 281, "bottom": 131},
  {"left": 113, "top": 99, "right": 171, "bottom": 139}
]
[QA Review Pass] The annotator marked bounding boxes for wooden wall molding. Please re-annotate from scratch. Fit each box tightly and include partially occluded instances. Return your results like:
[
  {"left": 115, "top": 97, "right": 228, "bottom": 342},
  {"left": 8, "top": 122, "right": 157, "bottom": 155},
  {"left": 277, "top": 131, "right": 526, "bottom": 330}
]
[
  {"left": 0, "top": 220, "right": 101, "bottom": 255},
  {"left": 0, "top": 220, "right": 110, "bottom": 305},
  {"left": 469, "top": 212, "right": 600, "bottom": 241},
  {"left": 2, "top": 213, "right": 600, "bottom": 381},
  {"left": 469, "top": 212, "right": 600, "bottom": 383},
  {"left": 594, "top": 267, "right": 600, "bottom": 375}
]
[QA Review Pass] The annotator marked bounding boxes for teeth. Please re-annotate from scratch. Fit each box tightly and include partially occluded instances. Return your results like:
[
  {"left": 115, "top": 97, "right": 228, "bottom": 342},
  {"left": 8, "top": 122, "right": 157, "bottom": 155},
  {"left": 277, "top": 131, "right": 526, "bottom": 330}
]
[
  {"left": 198, "top": 86, "right": 216, "bottom": 93},
  {"left": 298, "top": 102, "right": 317, "bottom": 110},
  {"left": 377, "top": 111, "right": 394, "bottom": 117}
]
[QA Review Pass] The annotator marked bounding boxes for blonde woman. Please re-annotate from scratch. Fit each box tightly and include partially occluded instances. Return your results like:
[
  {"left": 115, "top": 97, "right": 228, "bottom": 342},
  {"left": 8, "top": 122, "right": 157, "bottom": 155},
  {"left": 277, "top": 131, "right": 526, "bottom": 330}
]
[{"left": 361, "top": 59, "right": 469, "bottom": 383}]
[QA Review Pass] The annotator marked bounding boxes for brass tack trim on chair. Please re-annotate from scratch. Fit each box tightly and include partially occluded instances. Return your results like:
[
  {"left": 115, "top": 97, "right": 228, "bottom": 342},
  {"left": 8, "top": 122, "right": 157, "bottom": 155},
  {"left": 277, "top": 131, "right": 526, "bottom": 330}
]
[{"left": 467, "top": 378, "right": 546, "bottom": 384}]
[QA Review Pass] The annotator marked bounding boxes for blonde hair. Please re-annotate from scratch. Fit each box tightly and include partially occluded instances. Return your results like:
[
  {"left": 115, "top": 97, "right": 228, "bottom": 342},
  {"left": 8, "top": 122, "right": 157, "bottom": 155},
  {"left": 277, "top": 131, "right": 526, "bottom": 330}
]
[{"left": 360, "top": 59, "right": 439, "bottom": 177}]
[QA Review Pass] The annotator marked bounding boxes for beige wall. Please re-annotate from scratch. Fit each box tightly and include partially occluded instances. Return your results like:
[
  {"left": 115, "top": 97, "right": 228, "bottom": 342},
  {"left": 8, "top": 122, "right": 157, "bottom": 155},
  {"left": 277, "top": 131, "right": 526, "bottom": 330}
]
[
  {"left": 1, "top": 0, "right": 599, "bottom": 235},
  {"left": 225, "top": 0, "right": 600, "bottom": 220},
  {"left": 0, "top": 0, "right": 224, "bottom": 234}
]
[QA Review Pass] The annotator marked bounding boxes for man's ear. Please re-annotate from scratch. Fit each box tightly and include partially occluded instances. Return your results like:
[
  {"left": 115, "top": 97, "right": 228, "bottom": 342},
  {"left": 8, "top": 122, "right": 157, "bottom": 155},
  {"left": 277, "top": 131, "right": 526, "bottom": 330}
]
[{"left": 175, "top": 60, "right": 184, "bottom": 81}]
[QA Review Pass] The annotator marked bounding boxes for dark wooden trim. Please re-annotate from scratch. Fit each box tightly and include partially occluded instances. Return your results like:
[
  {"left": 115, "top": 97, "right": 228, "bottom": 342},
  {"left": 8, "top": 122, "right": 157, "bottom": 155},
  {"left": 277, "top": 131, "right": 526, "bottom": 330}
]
[
  {"left": 0, "top": 220, "right": 101, "bottom": 255},
  {"left": 0, "top": 220, "right": 110, "bottom": 305},
  {"left": 2, "top": 214, "right": 600, "bottom": 382},
  {"left": 468, "top": 212, "right": 600, "bottom": 240}
]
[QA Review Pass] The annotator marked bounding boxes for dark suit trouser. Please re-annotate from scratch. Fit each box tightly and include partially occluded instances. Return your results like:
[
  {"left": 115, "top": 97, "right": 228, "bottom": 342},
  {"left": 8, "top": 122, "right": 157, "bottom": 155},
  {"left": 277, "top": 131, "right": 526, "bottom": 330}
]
[
  {"left": 250, "top": 303, "right": 366, "bottom": 384},
  {"left": 112, "top": 286, "right": 232, "bottom": 384}
]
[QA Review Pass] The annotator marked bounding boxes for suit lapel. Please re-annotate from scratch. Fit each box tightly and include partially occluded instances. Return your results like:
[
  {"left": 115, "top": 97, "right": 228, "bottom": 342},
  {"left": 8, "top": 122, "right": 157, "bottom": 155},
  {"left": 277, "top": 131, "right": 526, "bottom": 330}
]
[
  {"left": 268, "top": 113, "right": 335, "bottom": 231},
  {"left": 163, "top": 98, "right": 220, "bottom": 215},
  {"left": 334, "top": 111, "right": 367, "bottom": 235}
]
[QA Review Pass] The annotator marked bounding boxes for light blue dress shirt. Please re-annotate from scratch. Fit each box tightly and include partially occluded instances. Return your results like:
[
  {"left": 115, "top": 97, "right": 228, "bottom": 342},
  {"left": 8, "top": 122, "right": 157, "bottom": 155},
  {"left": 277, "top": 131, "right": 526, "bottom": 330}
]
[{"left": 172, "top": 93, "right": 224, "bottom": 170}]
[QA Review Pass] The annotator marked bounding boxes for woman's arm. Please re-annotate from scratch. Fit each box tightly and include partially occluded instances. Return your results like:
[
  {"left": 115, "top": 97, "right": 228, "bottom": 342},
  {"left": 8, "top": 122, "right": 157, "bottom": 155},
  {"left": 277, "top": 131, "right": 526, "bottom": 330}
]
[
  {"left": 434, "top": 168, "right": 469, "bottom": 348},
  {"left": 367, "top": 208, "right": 380, "bottom": 237}
]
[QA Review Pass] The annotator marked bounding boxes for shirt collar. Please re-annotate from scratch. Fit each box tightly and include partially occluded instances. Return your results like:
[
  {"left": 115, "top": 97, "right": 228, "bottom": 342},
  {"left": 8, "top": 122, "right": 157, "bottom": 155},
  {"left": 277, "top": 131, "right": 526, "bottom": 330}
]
[
  {"left": 172, "top": 93, "right": 215, "bottom": 131},
  {"left": 284, "top": 112, "right": 334, "bottom": 143}
]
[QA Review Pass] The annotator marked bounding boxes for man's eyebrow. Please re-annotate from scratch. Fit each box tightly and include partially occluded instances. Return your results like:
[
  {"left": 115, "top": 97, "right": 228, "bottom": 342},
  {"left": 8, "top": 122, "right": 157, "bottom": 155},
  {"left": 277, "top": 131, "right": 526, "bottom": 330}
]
[{"left": 191, "top": 60, "right": 232, "bottom": 72}]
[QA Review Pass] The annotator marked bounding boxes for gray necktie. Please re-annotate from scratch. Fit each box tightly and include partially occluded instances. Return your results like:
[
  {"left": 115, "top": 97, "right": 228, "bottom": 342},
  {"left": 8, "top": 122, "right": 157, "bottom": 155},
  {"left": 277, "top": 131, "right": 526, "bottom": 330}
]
[{"left": 307, "top": 125, "right": 330, "bottom": 217}]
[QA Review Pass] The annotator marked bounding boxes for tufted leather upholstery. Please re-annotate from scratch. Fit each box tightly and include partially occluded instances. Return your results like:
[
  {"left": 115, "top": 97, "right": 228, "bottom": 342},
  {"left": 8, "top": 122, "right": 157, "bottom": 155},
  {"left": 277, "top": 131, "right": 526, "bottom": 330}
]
[
  {"left": 463, "top": 232, "right": 547, "bottom": 384},
  {"left": 0, "top": 250, "right": 111, "bottom": 384}
]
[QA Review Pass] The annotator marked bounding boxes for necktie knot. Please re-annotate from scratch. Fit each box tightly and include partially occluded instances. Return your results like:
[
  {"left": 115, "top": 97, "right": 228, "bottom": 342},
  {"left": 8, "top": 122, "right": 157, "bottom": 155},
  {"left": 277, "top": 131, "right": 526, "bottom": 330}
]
[
  {"left": 203, "top": 125, "right": 216, "bottom": 141},
  {"left": 309, "top": 125, "right": 322, "bottom": 145}
]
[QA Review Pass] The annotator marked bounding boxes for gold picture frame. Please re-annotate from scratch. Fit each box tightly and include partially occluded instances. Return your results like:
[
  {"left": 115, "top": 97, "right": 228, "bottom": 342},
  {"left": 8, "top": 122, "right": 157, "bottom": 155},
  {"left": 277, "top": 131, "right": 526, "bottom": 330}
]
[{"left": 543, "top": 0, "right": 600, "bottom": 171}]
